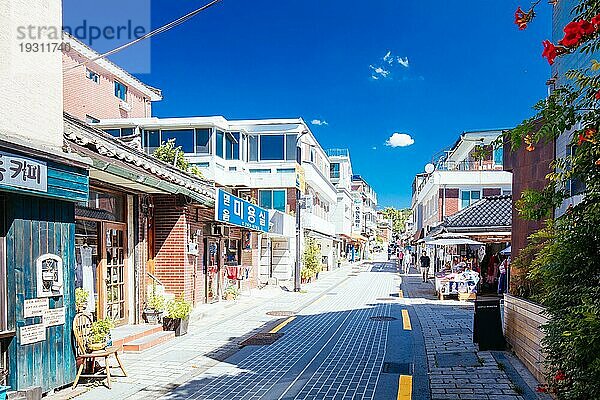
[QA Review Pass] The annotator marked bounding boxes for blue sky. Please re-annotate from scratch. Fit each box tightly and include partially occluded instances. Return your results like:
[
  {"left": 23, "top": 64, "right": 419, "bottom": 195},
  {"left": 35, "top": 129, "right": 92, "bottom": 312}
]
[{"left": 129, "top": 0, "right": 552, "bottom": 208}]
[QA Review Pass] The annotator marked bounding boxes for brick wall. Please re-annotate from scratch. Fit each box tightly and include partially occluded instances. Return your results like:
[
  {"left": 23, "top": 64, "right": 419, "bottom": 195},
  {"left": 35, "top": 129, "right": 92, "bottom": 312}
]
[
  {"left": 483, "top": 188, "right": 502, "bottom": 197},
  {"left": 444, "top": 189, "right": 460, "bottom": 216},
  {"left": 153, "top": 195, "right": 208, "bottom": 305},
  {"left": 63, "top": 50, "right": 151, "bottom": 121},
  {"left": 503, "top": 138, "right": 554, "bottom": 290}
]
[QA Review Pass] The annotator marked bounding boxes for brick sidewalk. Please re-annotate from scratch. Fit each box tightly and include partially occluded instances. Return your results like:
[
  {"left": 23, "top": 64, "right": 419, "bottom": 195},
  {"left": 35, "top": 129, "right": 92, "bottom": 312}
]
[
  {"left": 49, "top": 263, "right": 362, "bottom": 400},
  {"left": 401, "top": 270, "right": 551, "bottom": 400}
]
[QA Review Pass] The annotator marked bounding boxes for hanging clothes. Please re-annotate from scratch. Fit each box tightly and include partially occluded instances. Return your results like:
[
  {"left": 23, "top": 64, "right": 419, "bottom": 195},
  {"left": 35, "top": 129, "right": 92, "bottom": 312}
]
[{"left": 80, "top": 245, "right": 95, "bottom": 314}]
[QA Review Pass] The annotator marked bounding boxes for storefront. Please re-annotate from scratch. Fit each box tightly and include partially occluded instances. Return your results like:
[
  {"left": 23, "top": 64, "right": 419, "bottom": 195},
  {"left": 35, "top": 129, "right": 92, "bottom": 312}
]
[
  {"left": 75, "top": 186, "right": 130, "bottom": 325},
  {"left": 0, "top": 146, "right": 89, "bottom": 393},
  {"left": 213, "top": 189, "right": 268, "bottom": 300}
]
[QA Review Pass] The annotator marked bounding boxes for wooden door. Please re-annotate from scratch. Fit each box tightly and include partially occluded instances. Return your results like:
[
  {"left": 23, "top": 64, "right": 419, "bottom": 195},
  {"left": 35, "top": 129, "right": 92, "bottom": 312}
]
[{"left": 100, "top": 222, "right": 128, "bottom": 324}]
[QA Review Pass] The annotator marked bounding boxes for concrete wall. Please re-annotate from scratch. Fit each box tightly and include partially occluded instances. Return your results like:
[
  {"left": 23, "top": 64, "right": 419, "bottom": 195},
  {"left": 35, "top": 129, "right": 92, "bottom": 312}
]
[
  {"left": 504, "top": 294, "right": 548, "bottom": 384},
  {"left": 0, "top": 0, "right": 64, "bottom": 149}
]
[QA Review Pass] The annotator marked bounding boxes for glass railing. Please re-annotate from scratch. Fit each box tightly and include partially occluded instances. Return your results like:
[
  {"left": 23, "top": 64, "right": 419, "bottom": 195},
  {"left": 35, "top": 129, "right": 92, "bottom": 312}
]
[
  {"left": 436, "top": 160, "right": 503, "bottom": 171},
  {"left": 326, "top": 148, "right": 349, "bottom": 157}
]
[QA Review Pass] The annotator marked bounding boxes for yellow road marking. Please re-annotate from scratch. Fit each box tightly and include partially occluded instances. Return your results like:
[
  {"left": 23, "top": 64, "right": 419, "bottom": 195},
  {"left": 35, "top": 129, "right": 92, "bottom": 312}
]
[
  {"left": 401, "top": 309, "right": 412, "bottom": 330},
  {"left": 269, "top": 316, "right": 296, "bottom": 333},
  {"left": 399, "top": 290, "right": 404, "bottom": 298},
  {"left": 397, "top": 375, "right": 412, "bottom": 400}
]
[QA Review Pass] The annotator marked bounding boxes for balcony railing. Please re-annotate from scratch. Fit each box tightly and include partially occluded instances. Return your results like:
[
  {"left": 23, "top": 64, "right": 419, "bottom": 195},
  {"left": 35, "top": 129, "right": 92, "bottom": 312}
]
[
  {"left": 326, "top": 148, "right": 349, "bottom": 157},
  {"left": 436, "top": 160, "right": 503, "bottom": 171}
]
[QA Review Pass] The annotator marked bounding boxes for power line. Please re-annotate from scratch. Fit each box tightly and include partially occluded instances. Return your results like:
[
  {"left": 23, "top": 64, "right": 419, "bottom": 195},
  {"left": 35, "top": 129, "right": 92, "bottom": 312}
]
[{"left": 64, "top": 0, "right": 223, "bottom": 72}]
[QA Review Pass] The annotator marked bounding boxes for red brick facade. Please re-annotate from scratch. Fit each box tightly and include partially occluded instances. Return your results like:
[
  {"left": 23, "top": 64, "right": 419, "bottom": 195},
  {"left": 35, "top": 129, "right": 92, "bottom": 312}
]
[
  {"left": 63, "top": 50, "right": 153, "bottom": 121},
  {"left": 444, "top": 189, "right": 460, "bottom": 217}
]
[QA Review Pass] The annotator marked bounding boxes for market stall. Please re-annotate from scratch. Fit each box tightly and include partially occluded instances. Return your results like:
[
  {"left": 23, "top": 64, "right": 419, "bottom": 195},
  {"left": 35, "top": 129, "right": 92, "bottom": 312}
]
[{"left": 429, "top": 238, "right": 483, "bottom": 300}]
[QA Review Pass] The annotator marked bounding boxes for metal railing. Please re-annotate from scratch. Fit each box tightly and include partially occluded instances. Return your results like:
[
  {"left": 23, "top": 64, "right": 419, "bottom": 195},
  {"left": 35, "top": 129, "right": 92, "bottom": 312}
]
[{"left": 326, "top": 148, "right": 350, "bottom": 157}]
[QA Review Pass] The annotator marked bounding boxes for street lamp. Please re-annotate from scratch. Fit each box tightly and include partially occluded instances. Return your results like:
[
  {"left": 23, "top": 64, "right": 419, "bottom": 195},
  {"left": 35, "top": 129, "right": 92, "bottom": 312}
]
[{"left": 294, "top": 130, "right": 308, "bottom": 292}]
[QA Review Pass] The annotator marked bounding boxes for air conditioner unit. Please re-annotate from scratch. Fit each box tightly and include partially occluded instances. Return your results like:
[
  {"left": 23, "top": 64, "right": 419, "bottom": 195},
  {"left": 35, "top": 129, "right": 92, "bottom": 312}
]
[
  {"left": 210, "top": 224, "right": 231, "bottom": 237},
  {"left": 119, "top": 100, "right": 132, "bottom": 111}
]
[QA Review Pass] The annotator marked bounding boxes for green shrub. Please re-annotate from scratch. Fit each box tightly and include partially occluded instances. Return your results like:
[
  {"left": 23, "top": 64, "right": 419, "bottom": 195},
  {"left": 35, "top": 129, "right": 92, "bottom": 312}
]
[{"left": 166, "top": 296, "right": 192, "bottom": 319}]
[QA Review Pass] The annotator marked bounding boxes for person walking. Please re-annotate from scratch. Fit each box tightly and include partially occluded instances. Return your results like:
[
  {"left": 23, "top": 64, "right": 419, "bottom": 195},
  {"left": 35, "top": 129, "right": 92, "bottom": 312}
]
[
  {"left": 420, "top": 251, "right": 431, "bottom": 282},
  {"left": 398, "top": 250, "right": 404, "bottom": 273}
]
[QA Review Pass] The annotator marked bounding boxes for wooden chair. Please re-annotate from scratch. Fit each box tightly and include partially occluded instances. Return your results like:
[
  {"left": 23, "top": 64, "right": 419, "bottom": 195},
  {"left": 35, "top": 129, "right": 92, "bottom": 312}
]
[{"left": 72, "top": 313, "right": 127, "bottom": 389}]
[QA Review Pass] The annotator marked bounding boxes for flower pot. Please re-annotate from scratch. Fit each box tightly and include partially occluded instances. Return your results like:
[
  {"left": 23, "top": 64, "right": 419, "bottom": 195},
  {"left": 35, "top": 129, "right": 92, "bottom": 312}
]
[
  {"left": 163, "top": 316, "right": 189, "bottom": 336},
  {"left": 88, "top": 341, "right": 106, "bottom": 352},
  {"left": 143, "top": 309, "right": 164, "bottom": 324}
]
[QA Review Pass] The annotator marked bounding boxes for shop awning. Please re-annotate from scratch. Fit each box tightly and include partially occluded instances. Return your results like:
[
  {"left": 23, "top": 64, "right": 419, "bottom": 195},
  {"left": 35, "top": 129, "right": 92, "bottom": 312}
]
[
  {"left": 350, "top": 233, "right": 368, "bottom": 242},
  {"left": 427, "top": 238, "right": 484, "bottom": 246}
]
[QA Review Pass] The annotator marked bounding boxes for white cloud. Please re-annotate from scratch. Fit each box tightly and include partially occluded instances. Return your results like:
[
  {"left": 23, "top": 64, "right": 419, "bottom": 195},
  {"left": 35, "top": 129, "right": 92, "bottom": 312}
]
[
  {"left": 372, "top": 146, "right": 377, "bottom": 150},
  {"left": 397, "top": 56, "right": 409, "bottom": 68},
  {"left": 383, "top": 50, "right": 393, "bottom": 64},
  {"left": 369, "top": 65, "right": 390, "bottom": 79},
  {"left": 311, "top": 119, "right": 328, "bottom": 126},
  {"left": 385, "top": 133, "right": 415, "bottom": 148}
]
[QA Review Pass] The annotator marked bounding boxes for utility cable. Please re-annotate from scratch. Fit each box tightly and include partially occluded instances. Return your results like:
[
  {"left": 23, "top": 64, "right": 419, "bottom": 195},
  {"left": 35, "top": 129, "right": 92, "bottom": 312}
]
[{"left": 64, "top": 0, "right": 223, "bottom": 71}]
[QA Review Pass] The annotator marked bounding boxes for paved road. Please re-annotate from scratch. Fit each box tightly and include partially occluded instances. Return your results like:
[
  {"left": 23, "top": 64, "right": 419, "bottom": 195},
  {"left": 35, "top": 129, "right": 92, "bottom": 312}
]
[{"left": 161, "top": 260, "right": 420, "bottom": 400}]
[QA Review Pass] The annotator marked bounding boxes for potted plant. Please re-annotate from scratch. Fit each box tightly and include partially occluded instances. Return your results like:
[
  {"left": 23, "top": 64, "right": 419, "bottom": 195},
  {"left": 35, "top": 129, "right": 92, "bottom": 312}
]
[
  {"left": 75, "top": 287, "right": 89, "bottom": 313},
  {"left": 88, "top": 318, "right": 115, "bottom": 351},
  {"left": 223, "top": 285, "right": 240, "bottom": 301},
  {"left": 163, "top": 296, "right": 192, "bottom": 336},
  {"left": 143, "top": 293, "right": 165, "bottom": 324}
]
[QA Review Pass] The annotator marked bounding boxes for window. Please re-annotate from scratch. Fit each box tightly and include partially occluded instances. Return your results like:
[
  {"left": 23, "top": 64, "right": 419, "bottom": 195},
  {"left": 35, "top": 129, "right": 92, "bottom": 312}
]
[
  {"left": 216, "top": 130, "right": 224, "bottom": 158},
  {"left": 195, "top": 128, "right": 211, "bottom": 154},
  {"left": 249, "top": 168, "right": 271, "bottom": 173},
  {"left": 86, "top": 115, "right": 100, "bottom": 124},
  {"left": 276, "top": 168, "right": 295, "bottom": 173},
  {"left": 161, "top": 129, "right": 194, "bottom": 153},
  {"left": 114, "top": 81, "right": 127, "bottom": 100},
  {"left": 103, "top": 129, "right": 121, "bottom": 137},
  {"left": 260, "top": 135, "right": 285, "bottom": 160},
  {"left": 494, "top": 147, "right": 503, "bottom": 165},
  {"left": 285, "top": 134, "right": 297, "bottom": 160},
  {"left": 330, "top": 163, "right": 340, "bottom": 179},
  {"left": 259, "top": 189, "right": 286, "bottom": 212},
  {"left": 461, "top": 190, "right": 481, "bottom": 209},
  {"left": 249, "top": 135, "right": 258, "bottom": 161},
  {"left": 121, "top": 127, "right": 134, "bottom": 136},
  {"left": 144, "top": 130, "right": 160, "bottom": 154},
  {"left": 567, "top": 145, "right": 585, "bottom": 196},
  {"left": 225, "top": 132, "right": 240, "bottom": 160},
  {"left": 86, "top": 69, "right": 99, "bottom": 83}
]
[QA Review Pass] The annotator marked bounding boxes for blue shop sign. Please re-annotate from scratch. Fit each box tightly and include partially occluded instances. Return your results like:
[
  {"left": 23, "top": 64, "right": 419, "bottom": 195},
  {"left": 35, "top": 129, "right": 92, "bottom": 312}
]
[{"left": 215, "top": 189, "right": 269, "bottom": 233}]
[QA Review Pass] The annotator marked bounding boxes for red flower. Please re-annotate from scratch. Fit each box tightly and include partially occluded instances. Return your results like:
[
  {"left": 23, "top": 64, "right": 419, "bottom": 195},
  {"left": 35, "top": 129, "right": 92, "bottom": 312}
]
[
  {"left": 542, "top": 40, "right": 558, "bottom": 65},
  {"left": 515, "top": 7, "right": 529, "bottom": 30},
  {"left": 579, "top": 20, "right": 596, "bottom": 35},
  {"left": 536, "top": 385, "right": 548, "bottom": 393},
  {"left": 592, "top": 14, "right": 600, "bottom": 27},
  {"left": 595, "top": 89, "right": 600, "bottom": 100},
  {"left": 560, "top": 20, "right": 596, "bottom": 47},
  {"left": 555, "top": 370, "right": 567, "bottom": 381},
  {"left": 578, "top": 127, "right": 596, "bottom": 145},
  {"left": 559, "top": 32, "right": 581, "bottom": 47}
]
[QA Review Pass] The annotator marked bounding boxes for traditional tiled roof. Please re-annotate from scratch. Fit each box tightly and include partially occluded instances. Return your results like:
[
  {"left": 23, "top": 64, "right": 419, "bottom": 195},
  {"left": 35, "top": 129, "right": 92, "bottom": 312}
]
[
  {"left": 443, "top": 195, "right": 511, "bottom": 228},
  {"left": 63, "top": 113, "right": 215, "bottom": 205}
]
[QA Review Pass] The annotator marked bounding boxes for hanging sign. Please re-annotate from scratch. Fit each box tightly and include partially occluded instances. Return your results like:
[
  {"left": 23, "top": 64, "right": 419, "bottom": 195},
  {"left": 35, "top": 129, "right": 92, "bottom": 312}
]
[
  {"left": 24, "top": 298, "right": 49, "bottom": 318},
  {"left": 215, "top": 189, "right": 269, "bottom": 233},
  {"left": 0, "top": 151, "right": 48, "bottom": 193},
  {"left": 20, "top": 324, "right": 46, "bottom": 345},
  {"left": 43, "top": 307, "right": 65, "bottom": 327},
  {"left": 36, "top": 254, "right": 64, "bottom": 297}
]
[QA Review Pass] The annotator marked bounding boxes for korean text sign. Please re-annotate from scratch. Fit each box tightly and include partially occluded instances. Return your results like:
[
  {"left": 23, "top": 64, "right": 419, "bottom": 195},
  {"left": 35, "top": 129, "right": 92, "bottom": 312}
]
[
  {"left": 0, "top": 151, "right": 47, "bottom": 192},
  {"left": 215, "top": 189, "right": 269, "bottom": 233}
]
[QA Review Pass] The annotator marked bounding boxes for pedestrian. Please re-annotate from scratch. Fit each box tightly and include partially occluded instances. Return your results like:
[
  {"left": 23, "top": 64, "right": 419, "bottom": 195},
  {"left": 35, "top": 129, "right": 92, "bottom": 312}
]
[
  {"left": 498, "top": 258, "right": 508, "bottom": 294},
  {"left": 398, "top": 250, "right": 405, "bottom": 273},
  {"left": 420, "top": 251, "right": 431, "bottom": 282}
]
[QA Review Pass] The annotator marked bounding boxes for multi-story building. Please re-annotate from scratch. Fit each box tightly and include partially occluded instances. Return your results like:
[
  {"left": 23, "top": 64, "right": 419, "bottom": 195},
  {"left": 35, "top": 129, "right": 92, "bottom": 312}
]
[
  {"left": 62, "top": 34, "right": 162, "bottom": 122},
  {"left": 93, "top": 117, "right": 338, "bottom": 286},
  {"left": 326, "top": 149, "right": 356, "bottom": 260},
  {"left": 350, "top": 175, "right": 378, "bottom": 259},
  {"left": 409, "top": 130, "right": 512, "bottom": 242}
]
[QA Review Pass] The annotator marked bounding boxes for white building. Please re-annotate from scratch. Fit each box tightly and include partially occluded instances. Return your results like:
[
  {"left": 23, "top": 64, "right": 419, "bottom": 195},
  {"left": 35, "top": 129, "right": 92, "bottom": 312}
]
[
  {"left": 350, "top": 175, "right": 378, "bottom": 260},
  {"left": 409, "top": 130, "right": 512, "bottom": 243},
  {"left": 94, "top": 117, "right": 338, "bottom": 285},
  {"left": 326, "top": 149, "right": 356, "bottom": 259}
]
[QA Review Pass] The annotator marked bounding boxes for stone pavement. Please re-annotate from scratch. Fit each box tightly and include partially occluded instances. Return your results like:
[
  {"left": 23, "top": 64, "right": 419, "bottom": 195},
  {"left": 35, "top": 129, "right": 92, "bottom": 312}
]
[
  {"left": 49, "top": 261, "right": 364, "bottom": 400},
  {"left": 401, "top": 267, "right": 552, "bottom": 400}
]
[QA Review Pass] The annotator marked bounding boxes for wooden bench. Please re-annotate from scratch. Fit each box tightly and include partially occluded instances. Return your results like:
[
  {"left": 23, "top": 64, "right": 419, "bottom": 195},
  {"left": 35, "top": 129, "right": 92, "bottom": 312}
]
[{"left": 72, "top": 313, "right": 127, "bottom": 389}]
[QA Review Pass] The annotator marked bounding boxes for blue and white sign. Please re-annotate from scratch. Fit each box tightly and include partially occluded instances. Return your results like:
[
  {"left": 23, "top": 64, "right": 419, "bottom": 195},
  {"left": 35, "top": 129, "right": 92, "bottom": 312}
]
[{"left": 215, "top": 189, "right": 269, "bottom": 233}]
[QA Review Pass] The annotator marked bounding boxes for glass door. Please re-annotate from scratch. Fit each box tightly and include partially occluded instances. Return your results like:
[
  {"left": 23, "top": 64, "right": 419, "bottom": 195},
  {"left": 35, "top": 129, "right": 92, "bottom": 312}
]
[
  {"left": 205, "top": 239, "right": 220, "bottom": 303},
  {"left": 101, "top": 222, "right": 128, "bottom": 324}
]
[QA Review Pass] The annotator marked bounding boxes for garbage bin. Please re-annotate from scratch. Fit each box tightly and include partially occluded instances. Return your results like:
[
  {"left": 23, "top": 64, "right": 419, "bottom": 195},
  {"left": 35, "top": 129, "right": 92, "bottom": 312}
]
[{"left": 473, "top": 298, "right": 506, "bottom": 351}]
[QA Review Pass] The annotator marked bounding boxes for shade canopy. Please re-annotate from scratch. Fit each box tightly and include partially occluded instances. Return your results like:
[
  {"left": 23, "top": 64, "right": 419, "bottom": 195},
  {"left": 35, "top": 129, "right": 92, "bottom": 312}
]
[
  {"left": 427, "top": 238, "right": 484, "bottom": 246},
  {"left": 500, "top": 245, "right": 511, "bottom": 255}
]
